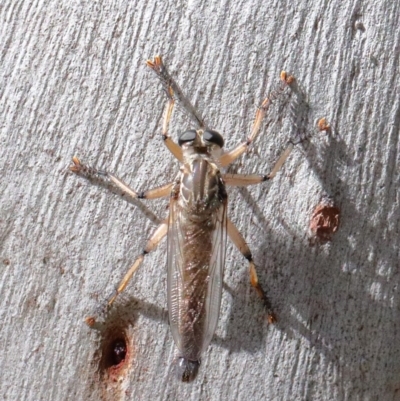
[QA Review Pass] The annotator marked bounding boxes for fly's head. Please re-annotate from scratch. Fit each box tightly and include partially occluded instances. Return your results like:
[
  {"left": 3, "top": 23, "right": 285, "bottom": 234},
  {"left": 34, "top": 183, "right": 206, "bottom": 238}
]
[{"left": 178, "top": 129, "right": 224, "bottom": 161}]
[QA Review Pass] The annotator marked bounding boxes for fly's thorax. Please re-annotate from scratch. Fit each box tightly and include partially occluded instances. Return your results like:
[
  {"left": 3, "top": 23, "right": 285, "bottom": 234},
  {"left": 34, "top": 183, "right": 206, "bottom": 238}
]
[{"left": 178, "top": 156, "right": 227, "bottom": 217}]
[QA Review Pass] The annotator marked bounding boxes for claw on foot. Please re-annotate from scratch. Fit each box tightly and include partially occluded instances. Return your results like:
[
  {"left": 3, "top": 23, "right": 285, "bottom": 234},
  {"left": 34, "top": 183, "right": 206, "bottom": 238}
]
[
  {"left": 280, "top": 70, "right": 295, "bottom": 85},
  {"left": 146, "top": 55, "right": 163, "bottom": 71},
  {"left": 70, "top": 156, "right": 82, "bottom": 173},
  {"left": 268, "top": 313, "right": 277, "bottom": 324}
]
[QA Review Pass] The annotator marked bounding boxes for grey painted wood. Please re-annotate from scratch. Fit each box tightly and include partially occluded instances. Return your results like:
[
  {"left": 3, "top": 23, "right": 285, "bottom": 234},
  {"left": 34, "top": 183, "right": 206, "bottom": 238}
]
[{"left": 1, "top": 0, "right": 399, "bottom": 400}]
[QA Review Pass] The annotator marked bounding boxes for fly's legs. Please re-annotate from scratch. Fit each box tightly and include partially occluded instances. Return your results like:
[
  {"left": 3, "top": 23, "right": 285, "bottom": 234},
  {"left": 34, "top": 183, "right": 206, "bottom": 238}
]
[
  {"left": 106, "top": 219, "right": 168, "bottom": 306},
  {"left": 222, "top": 143, "right": 295, "bottom": 186},
  {"left": 71, "top": 58, "right": 330, "bottom": 331},
  {"left": 222, "top": 116, "right": 330, "bottom": 186},
  {"left": 154, "top": 85, "right": 183, "bottom": 163},
  {"left": 227, "top": 218, "right": 276, "bottom": 323},
  {"left": 70, "top": 156, "right": 173, "bottom": 201},
  {"left": 219, "top": 71, "right": 294, "bottom": 167},
  {"left": 146, "top": 56, "right": 205, "bottom": 129},
  {"left": 222, "top": 108, "right": 330, "bottom": 322},
  {"left": 147, "top": 56, "right": 205, "bottom": 163},
  {"left": 70, "top": 157, "right": 173, "bottom": 323},
  {"left": 84, "top": 220, "right": 169, "bottom": 326}
]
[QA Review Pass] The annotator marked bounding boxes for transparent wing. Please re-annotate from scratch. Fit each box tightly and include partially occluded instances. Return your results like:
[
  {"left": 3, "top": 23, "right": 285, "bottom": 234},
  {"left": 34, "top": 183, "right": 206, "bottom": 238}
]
[{"left": 167, "top": 197, "right": 227, "bottom": 361}]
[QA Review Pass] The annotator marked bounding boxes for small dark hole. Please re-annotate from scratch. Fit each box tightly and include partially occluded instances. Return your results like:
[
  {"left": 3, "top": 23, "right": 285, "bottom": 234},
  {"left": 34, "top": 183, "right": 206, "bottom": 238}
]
[
  {"left": 98, "top": 322, "right": 132, "bottom": 378},
  {"left": 104, "top": 337, "right": 127, "bottom": 368},
  {"left": 111, "top": 339, "right": 127, "bottom": 365}
]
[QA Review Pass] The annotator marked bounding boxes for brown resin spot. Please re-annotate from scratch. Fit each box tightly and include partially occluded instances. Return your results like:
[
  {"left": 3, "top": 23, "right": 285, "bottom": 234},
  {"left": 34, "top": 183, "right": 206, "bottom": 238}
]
[
  {"left": 310, "top": 202, "right": 340, "bottom": 241},
  {"left": 317, "top": 117, "right": 330, "bottom": 132}
]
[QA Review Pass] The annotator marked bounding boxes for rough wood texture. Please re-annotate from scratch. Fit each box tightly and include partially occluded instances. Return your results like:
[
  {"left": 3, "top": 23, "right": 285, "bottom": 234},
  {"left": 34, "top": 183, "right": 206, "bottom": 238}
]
[{"left": 1, "top": 1, "right": 399, "bottom": 400}]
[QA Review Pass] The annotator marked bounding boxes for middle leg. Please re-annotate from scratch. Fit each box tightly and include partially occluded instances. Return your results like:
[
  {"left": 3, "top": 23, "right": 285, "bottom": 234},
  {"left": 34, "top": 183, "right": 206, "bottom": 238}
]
[
  {"left": 222, "top": 142, "right": 294, "bottom": 185},
  {"left": 70, "top": 156, "right": 173, "bottom": 200},
  {"left": 70, "top": 156, "right": 173, "bottom": 225},
  {"left": 222, "top": 116, "right": 331, "bottom": 185}
]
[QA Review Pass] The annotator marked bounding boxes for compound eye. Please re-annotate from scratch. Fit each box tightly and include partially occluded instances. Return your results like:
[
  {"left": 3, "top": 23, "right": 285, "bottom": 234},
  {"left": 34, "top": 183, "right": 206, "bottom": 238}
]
[
  {"left": 203, "top": 129, "right": 224, "bottom": 148},
  {"left": 178, "top": 130, "right": 197, "bottom": 147}
]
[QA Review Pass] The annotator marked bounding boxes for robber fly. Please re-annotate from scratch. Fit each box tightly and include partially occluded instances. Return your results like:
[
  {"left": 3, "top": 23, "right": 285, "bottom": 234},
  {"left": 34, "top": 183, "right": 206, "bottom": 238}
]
[{"left": 70, "top": 56, "right": 329, "bottom": 382}]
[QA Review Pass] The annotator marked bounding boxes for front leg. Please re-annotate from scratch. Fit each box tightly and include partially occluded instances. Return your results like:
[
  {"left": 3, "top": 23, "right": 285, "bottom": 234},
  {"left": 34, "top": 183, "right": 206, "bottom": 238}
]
[
  {"left": 220, "top": 71, "right": 294, "bottom": 167},
  {"left": 147, "top": 56, "right": 206, "bottom": 163},
  {"left": 146, "top": 55, "right": 206, "bottom": 129}
]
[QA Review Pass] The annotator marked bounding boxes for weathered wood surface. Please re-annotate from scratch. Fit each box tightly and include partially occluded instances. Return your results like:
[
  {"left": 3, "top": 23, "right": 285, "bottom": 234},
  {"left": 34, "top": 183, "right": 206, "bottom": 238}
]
[{"left": 1, "top": 1, "right": 399, "bottom": 400}]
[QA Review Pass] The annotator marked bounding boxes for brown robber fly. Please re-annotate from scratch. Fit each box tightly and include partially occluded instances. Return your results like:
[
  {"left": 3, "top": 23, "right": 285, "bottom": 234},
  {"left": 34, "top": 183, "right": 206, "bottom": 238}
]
[{"left": 70, "top": 56, "right": 329, "bottom": 382}]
